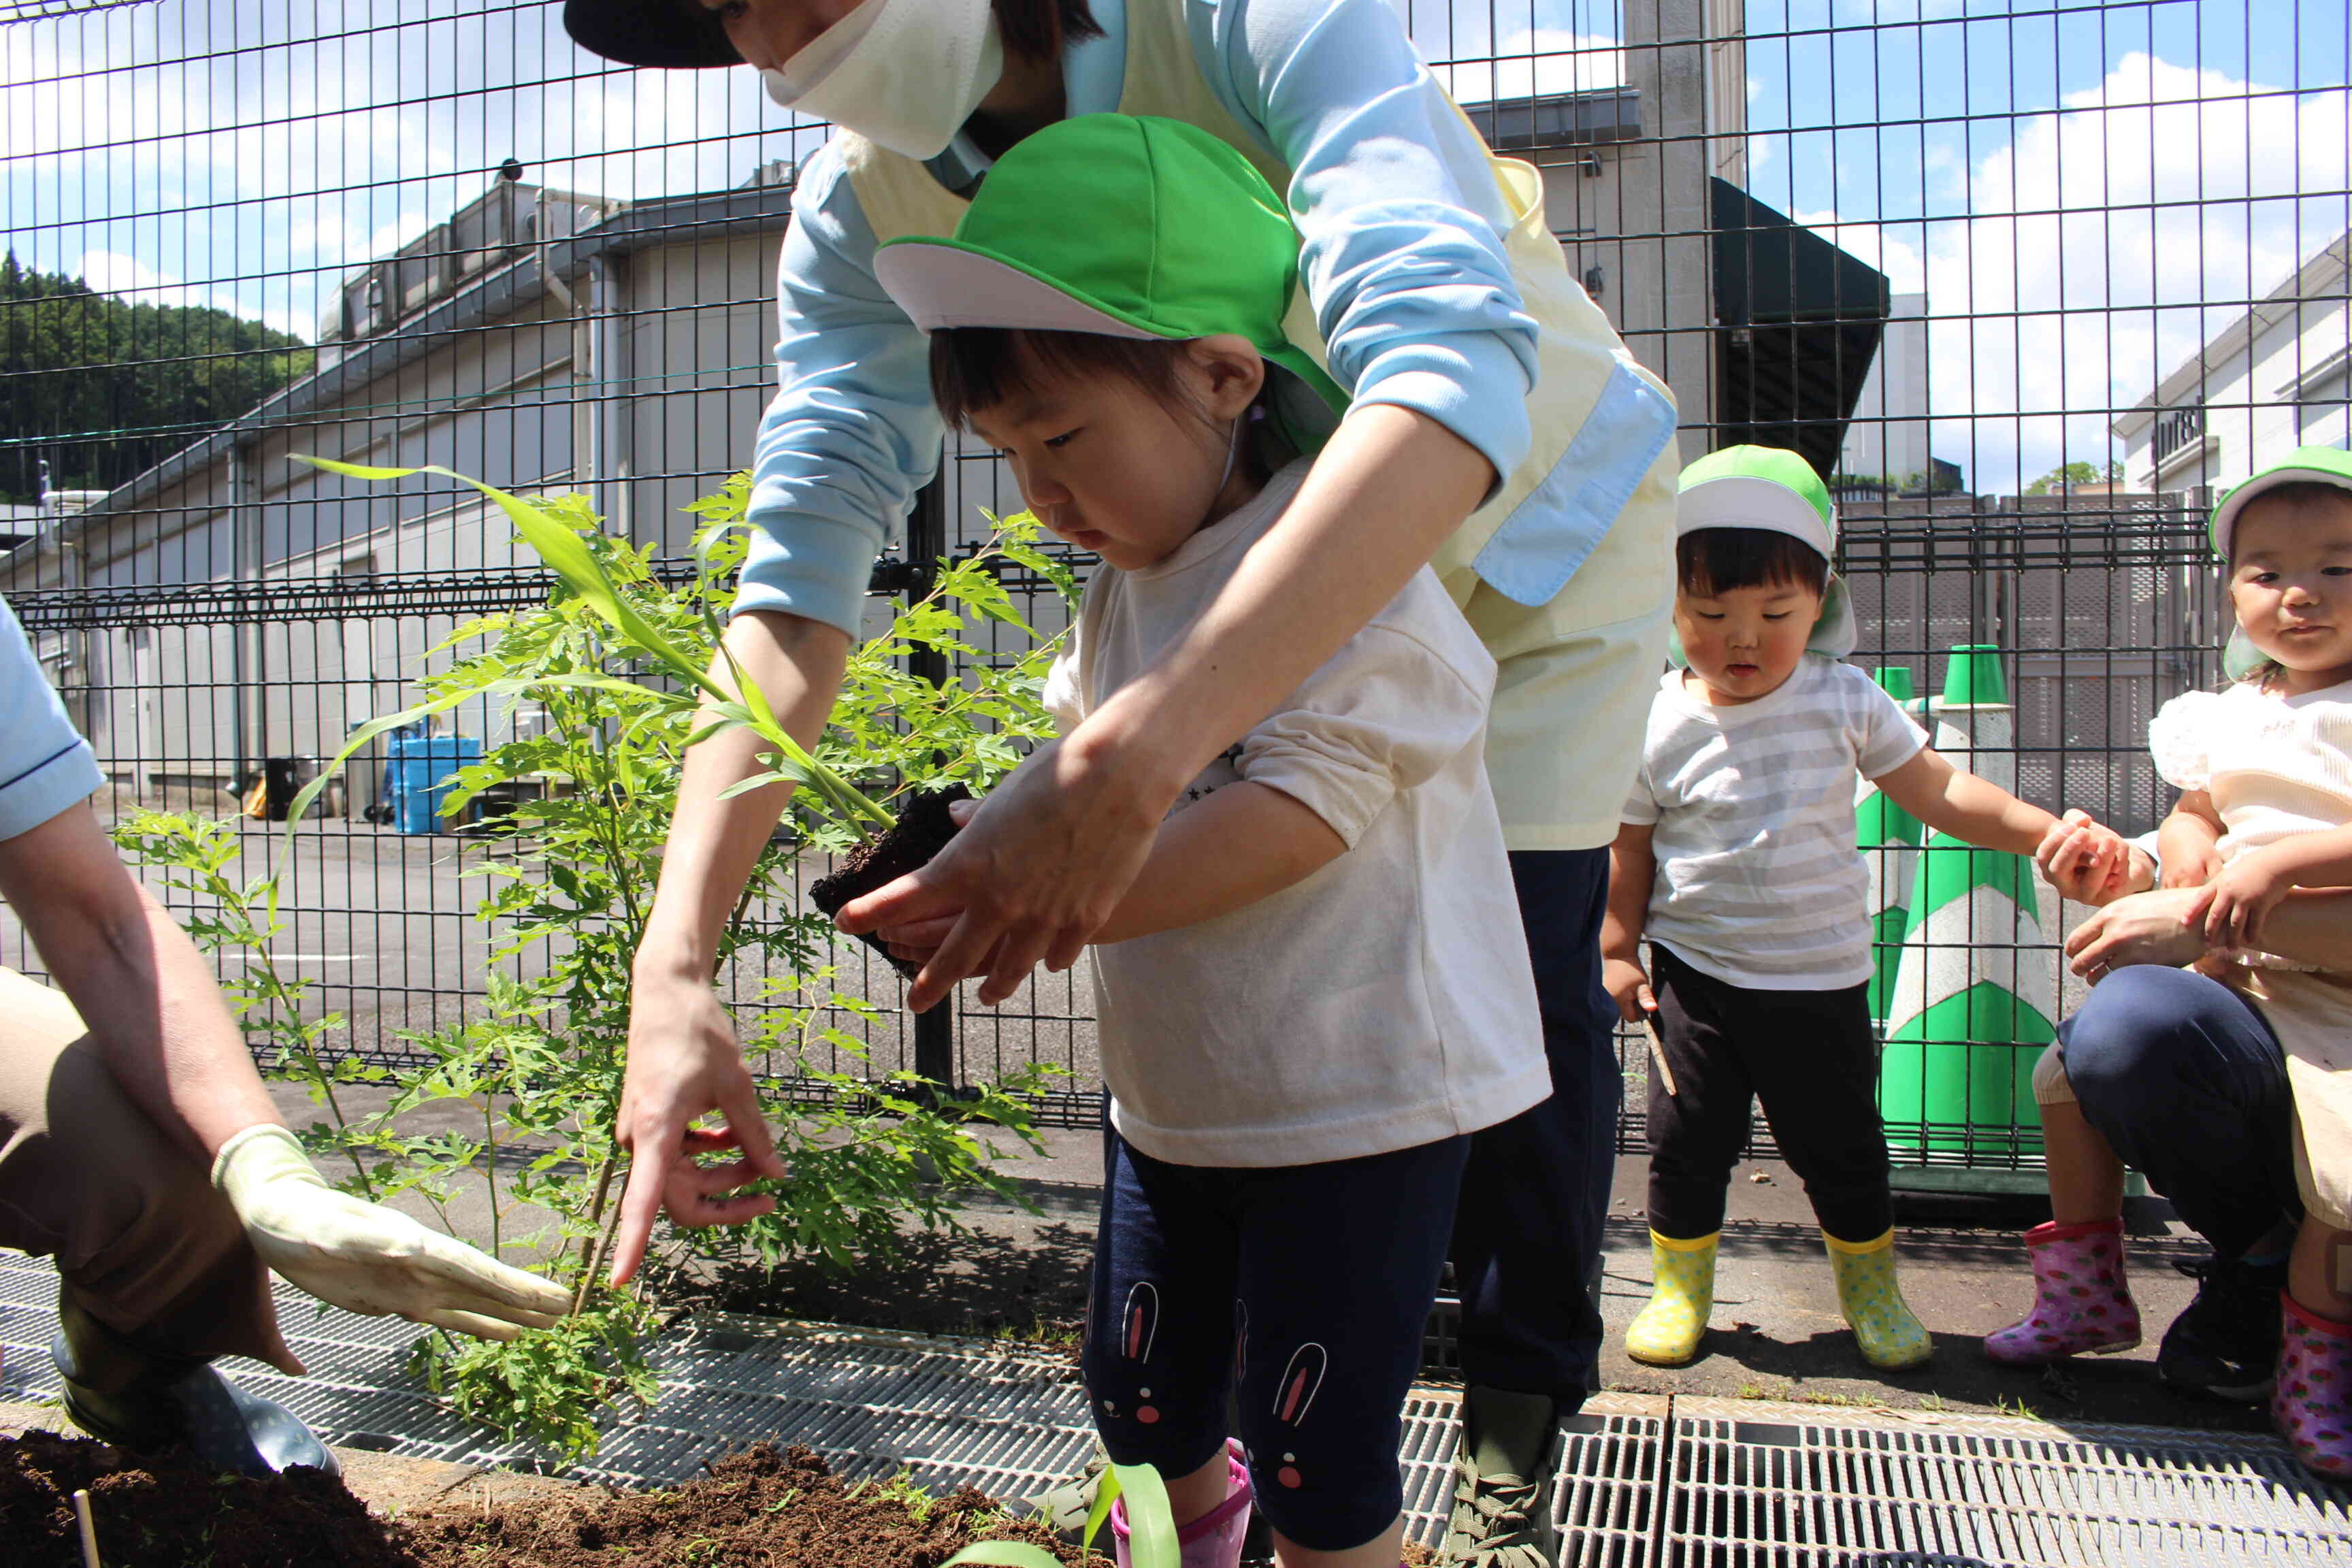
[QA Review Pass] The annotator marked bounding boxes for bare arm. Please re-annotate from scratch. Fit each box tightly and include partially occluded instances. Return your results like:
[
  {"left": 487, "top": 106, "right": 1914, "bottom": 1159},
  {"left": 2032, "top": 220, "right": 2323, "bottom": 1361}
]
[
  {"left": 1090, "top": 784, "right": 1346, "bottom": 945},
  {"left": 1872, "top": 746, "right": 2072, "bottom": 857},
  {"left": 1599, "top": 820, "right": 1657, "bottom": 1023},
  {"left": 2190, "top": 821, "right": 2352, "bottom": 949},
  {"left": 0, "top": 804, "right": 278, "bottom": 1158},
  {"left": 2157, "top": 791, "right": 2226, "bottom": 889},
  {"left": 840, "top": 406, "right": 1494, "bottom": 1011},
  {"left": 609, "top": 608, "right": 849, "bottom": 1286},
  {"left": 2070, "top": 885, "right": 2352, "bottom": 979}
]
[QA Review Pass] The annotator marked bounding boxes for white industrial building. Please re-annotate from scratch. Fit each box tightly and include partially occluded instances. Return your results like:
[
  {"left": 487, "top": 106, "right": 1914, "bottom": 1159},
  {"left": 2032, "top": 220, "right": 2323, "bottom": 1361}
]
[{"left": 2112, "top": 231, "right": 2351, "bottom": 495}]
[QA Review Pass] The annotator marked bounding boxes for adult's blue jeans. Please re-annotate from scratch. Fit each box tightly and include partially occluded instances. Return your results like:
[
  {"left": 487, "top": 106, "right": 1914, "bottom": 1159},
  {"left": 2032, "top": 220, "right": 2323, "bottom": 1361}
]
[
  {"left": 2061, "top": 964, "right": 2301, "bottom": 1257},
  {"left": 1446, "top": 847, "right": 1620, "bottom": 1409}
]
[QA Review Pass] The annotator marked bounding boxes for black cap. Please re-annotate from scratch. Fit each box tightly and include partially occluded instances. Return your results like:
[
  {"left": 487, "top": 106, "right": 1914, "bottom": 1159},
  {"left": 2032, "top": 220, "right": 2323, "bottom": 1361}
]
[{"left": 563, "top": 0, "right": 744, "bottom": 69}]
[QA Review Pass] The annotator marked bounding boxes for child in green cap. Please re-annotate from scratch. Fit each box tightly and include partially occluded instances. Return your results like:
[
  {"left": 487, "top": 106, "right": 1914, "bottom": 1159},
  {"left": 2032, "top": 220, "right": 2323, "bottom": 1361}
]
[
  {"left": 1994, "top": 445, "right": 2352, "bottom": 1480},
  {"left": 875, "top": 114, "right": 1550, "bottom": 1568},
  {"left": 1599, "top": 444, "right": 2129, "bottom": 1373}
]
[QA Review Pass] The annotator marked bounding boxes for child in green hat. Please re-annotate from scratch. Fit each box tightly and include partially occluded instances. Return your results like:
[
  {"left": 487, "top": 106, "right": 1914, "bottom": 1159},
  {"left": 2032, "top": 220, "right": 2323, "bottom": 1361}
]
[
  {"left": 1996, "top": 445, "right": 2352, "bottom": 1480},
  {"left": 1600, "top": 444, "right": 2129, "bottom": 1373},
  {"left": 875, "top": 114, "right": 1551, "bottom": 1568}
]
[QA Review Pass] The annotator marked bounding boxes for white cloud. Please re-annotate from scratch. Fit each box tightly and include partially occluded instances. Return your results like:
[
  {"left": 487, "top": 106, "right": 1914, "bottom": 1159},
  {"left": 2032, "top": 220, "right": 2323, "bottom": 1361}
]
[
  {"left": 2, "top": 0, "right": 815, "bottom": 344},
  {"left": 1802, "top": 52, "right": 2350, "bottom": 493}
]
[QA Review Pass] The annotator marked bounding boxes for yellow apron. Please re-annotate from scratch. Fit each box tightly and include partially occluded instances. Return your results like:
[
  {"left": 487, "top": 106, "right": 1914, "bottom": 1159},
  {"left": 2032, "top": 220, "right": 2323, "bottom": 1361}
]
[{"left": 838, "top": 0, "right": 1680, "bottom": 850}]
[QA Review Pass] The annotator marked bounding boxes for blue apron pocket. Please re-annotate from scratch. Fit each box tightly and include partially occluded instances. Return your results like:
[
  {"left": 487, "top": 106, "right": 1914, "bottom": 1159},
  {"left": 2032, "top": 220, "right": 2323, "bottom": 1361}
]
[{"left": 1471, "top": 360, "right": 1678, "bottom": 608}]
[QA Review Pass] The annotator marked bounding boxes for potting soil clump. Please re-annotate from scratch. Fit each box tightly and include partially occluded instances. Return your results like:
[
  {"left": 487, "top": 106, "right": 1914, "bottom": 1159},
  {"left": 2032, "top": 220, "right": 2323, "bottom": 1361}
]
[{"left": 809, "top": 784, "right": 973, "bottom": 979}]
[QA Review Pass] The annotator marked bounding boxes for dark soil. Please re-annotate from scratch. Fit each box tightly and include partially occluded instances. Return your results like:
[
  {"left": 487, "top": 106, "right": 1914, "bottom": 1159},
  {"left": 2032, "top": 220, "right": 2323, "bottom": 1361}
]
[
  {"left": 0, "top": 1432, "right": 1085, "bottom": 1568},
  {"left": 0, "top": 1428, "right": 406, "bottom": 1568},
  {"left": 809, "top": 785, "right": 973, "bottom": 979},
  {"left": 402, "top": 1443, "right": 1085, "bottom": 1568}
]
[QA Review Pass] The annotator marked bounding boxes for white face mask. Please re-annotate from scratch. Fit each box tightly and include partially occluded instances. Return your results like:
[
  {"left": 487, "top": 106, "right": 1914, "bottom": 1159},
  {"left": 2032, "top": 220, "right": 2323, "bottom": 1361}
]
[{"left": 761, "top": 0, "right": 1005, "bottom": 162}]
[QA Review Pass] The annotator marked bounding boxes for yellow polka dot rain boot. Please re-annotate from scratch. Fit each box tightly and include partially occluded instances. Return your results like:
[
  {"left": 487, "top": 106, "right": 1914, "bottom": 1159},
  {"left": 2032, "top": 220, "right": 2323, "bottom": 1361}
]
[
  {"left": 1625, "top": 1230, "right": 1718, "bottom": 1367},
  {"left": 1824, "top": 1228, "right": 1934, "bottom": 1370}
]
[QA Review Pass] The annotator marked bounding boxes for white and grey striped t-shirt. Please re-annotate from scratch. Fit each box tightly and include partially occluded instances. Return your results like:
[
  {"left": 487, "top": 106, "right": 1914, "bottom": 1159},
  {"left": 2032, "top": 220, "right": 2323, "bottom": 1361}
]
[{"left": 1621, "top": 656, "right": 1927, "bottom": 990}]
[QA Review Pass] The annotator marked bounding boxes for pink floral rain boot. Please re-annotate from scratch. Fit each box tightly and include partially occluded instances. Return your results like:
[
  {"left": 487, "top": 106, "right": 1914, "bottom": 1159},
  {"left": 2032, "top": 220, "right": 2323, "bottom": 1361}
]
[
  {"left": 1983, "top": 1218, "right": 2141, "bottom": 1365},
  {"left": 1113, "top": 1441, "right": 1253, "bottom": 1568},
  {"left": 2274, "top": 1294, "right": 2352, "bottom": 1480}
]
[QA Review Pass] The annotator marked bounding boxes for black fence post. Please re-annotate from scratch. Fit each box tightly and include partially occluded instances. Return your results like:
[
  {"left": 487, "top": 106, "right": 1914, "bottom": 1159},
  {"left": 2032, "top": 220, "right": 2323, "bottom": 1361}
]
[{"left": 906, "top": 474, "right": 956, "bottom": 1092}]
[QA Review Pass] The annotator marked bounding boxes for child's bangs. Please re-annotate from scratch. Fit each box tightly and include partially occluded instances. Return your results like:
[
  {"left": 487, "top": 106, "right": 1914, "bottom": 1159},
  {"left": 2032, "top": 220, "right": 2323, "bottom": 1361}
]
[
  {"left": 2228, "top": 480, "right": 2352, "bottom": 561},
  {"left": 1677, "top": 527, "right": 1829, "bottom": 598},
  {"left": 930, "top": 327, "right": 1190, "bottom": 429}
]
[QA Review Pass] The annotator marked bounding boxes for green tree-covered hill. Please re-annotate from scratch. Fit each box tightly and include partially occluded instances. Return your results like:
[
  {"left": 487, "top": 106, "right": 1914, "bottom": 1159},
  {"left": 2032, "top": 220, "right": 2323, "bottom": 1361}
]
[{"left": 0, "top": 252, "right": 312, "bottom": 504}]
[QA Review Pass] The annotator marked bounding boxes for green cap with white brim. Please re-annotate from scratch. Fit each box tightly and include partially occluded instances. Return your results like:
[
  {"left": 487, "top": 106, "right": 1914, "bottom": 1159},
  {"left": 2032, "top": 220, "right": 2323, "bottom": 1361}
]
[
  {"left": 1673, "top": 443, "right": 1857, "bottom": 659},
  {"left": 872, "top": 114, "right": 1349, "bottom": 429},
  {"left": 2207, "top": 445, "right": 2352, "bottom": 679}
]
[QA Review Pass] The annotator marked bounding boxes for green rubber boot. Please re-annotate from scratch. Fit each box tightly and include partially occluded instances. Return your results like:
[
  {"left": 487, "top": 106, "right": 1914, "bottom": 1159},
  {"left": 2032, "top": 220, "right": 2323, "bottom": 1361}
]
[
  {"left": 1824, "top": 1228, "right": 1934, "bottom": 1370},
  {"left": 1625, "top": 1230, "right": 1718, "bottom": 1367}
]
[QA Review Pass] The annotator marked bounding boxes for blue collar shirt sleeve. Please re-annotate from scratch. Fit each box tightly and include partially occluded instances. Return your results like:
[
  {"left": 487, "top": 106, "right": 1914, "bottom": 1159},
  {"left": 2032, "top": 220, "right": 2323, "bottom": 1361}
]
[
  {"left": 0, "top": 595, "right": 104, "bottom": 843},
  {"left": 734, "top": 0, "right": 1539, "bottom": 635}
]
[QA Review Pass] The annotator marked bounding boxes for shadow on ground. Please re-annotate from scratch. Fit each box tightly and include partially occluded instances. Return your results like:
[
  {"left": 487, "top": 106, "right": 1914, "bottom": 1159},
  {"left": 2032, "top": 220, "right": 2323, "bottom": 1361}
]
[{"left": 659, "top": 1217, "right": 1094, "bottom": 1352}]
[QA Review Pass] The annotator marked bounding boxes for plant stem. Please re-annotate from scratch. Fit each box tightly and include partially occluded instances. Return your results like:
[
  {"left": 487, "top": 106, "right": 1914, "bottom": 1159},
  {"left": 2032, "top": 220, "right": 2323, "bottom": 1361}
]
[{"left": 572, "top": 1151, "right": 622, "bottom": 1313}]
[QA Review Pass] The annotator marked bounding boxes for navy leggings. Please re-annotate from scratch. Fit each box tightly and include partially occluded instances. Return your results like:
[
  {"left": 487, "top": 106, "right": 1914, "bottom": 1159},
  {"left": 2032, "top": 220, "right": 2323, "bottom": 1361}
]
[
  {"left": 1082, "top": 1125, "right": 1469, "bottom": 1552},
  {"left": 2060, "top": 964, "right": 2301, "bottom": 1256}
]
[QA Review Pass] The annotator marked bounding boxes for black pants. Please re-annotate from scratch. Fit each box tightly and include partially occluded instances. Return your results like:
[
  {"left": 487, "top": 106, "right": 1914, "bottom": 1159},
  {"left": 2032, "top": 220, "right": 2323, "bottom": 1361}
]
[
  {"left": 1646, "top": 943, "right": 1893, "bottom": 1243},
  {"left": 1447, "top": 847, "right": 1620, "bottom": 1410}
]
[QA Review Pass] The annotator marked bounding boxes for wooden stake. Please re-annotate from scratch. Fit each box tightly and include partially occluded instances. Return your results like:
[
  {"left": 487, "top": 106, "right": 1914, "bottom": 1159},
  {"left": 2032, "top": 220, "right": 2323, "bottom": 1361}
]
[
  {"left": 73, "top": 1488, "right": 101, "bottom": 1568},
  {"left": 1642, "top": 1014, "right": 1679, "bottom": 1098}
]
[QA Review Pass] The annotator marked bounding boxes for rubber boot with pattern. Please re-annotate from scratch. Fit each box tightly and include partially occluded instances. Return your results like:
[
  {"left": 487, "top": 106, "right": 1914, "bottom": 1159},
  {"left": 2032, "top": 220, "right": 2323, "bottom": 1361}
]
[
  {"left": 1982, "top": 1218, "right": 2140, "bottom": 1365},
  {"left": 2274, "top": 1293, "right": 2352, "bottom": 1481},
  {"left": 1112, "top": 1441, "right": 1251, "bottom": 1568},
  {"left": 1625, "top": 1231, "right": 1717, "bottom": 1367},
  {"left": 1823, "top": 1228, "right": 1934, "bottom": 1371}
]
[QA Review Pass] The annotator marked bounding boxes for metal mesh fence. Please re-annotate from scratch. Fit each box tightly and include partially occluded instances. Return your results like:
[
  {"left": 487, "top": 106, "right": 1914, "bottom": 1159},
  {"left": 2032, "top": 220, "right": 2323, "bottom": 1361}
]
[{"left": 1, "top": 1, "right": 2345, "bottom": 1158}]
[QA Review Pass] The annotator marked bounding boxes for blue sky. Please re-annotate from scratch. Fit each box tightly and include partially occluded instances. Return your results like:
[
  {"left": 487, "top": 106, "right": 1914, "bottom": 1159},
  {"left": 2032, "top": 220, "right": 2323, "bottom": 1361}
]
[{"left": 3, "top": 0, "right": 2346, "bottom": 492}]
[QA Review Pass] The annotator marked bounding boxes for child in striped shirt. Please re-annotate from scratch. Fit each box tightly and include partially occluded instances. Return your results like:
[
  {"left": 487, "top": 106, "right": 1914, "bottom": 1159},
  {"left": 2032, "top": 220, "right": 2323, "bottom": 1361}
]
[{"left": 1599, "top": 445, "right": 2129, "bottom": 1371}]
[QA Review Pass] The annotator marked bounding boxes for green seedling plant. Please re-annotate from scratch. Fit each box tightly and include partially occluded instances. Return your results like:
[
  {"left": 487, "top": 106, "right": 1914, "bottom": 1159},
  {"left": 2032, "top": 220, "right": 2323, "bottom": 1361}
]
[
  {"left": 110, "top": 807, "right": 380, "bottom": 1196},
  {"left": 937, "top": 1459, "right": 1181, "bottom": 1568},
  {"left": 116, "top": 459, "right": 1076, "bottom": 1464}
]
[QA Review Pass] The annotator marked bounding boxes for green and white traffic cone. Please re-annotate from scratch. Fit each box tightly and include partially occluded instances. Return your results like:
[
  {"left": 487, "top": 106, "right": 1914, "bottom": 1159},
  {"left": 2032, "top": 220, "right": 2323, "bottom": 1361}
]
[
  {"left": 1878, "top": 647, "right": 2058, "bottom": 1162},
  {"left": 1856, "top": 666, "right": 1922, "bottom": 1024}
]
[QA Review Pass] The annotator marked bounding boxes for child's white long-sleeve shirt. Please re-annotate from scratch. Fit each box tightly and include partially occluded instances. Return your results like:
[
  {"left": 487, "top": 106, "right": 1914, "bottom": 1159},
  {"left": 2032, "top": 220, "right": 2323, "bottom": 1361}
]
[{"left": 1044, "top": 461, "right": 1548, "bottom": 1169}]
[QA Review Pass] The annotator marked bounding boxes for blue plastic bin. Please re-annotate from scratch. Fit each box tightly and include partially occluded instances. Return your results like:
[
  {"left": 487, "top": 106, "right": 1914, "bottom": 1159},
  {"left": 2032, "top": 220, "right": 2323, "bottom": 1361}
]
[{"left": 388, "top": 735, "right": 482, "bottom": 834}]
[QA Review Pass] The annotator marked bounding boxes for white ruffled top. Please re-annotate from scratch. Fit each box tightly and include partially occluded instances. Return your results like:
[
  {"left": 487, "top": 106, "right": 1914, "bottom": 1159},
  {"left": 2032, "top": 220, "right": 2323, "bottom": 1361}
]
[{"left": 2149, "top": 676, "right": 2352, "bottom": 968}]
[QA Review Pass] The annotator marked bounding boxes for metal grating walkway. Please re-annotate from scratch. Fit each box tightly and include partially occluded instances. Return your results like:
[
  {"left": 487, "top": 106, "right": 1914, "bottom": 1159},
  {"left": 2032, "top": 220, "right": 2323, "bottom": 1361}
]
[{"left": 4, "top": 1257, "right": 2350, "bottom": 1559}]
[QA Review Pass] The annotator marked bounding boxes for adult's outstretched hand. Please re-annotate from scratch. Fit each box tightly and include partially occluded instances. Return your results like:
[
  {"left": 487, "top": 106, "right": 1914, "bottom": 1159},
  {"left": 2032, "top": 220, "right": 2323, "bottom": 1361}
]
[
  {"left": 836, "top": 735, "right": 1168, "bottom": 1013},
  {"left": 604, "top": 968, "right": 788, "bottom": 1285},
  {"left": 214, "top": 1124, "right": 574, "bottom": 1339}
]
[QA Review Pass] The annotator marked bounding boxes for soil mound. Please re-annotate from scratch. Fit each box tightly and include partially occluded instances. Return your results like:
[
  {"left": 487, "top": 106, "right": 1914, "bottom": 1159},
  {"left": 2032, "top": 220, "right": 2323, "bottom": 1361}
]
[{"left": 402, "top": 1441, "right": 1083, "bottom": 1567}]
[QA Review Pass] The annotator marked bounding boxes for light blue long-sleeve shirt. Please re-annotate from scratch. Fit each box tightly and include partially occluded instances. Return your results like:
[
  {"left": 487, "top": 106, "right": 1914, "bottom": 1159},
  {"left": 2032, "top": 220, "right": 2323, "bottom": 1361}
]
[
  {"left": 735, "top": 0, "right": 1542, "bottom": 635},
  {"left": 0, "top": 596, "right": 103, "bottom": 843}
]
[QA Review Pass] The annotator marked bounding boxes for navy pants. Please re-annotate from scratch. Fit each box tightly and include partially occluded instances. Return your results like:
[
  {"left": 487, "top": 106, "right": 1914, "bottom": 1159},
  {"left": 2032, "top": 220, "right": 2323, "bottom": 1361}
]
[
  {"left": 1083, "top": 1126, "right": 1469, "bottom": 1552},
  {"left": 2061, "top": 964, "right": 2301, "bottom": 1257},
  {"left": 1446, "top": 847, "right": 1620, "bottom": 1409}
]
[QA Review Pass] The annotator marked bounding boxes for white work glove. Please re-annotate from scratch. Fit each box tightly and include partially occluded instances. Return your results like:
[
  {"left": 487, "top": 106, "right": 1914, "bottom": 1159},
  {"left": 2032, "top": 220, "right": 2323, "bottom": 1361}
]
[{"left": 213, "top": 1124, "right": 573, "bottom": 1341}]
